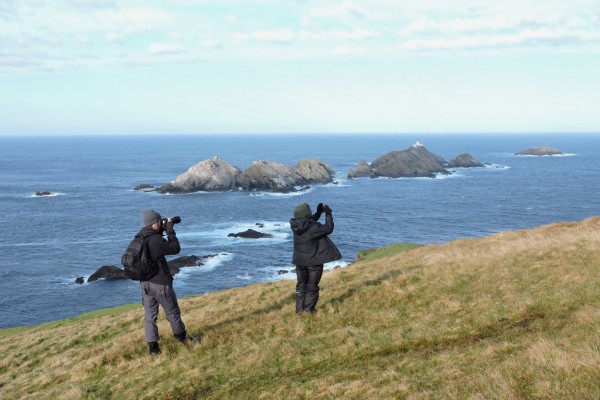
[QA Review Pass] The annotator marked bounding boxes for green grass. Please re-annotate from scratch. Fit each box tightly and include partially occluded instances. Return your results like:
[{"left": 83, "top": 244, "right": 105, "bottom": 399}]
[
  {"left": 2, "top": 217, "right": 600, "bottom": 399},
  {"left": 356, "top": 242, "right": 423, "bottom": 262},
  {"left": 0, "top": 303, "right": 140, "bottom": 338}
]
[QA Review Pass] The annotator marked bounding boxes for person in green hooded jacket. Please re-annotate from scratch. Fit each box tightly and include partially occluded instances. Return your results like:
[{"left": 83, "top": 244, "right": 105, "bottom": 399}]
[{"left": 289, "top": 203, "right": 342, "bottom": 314}]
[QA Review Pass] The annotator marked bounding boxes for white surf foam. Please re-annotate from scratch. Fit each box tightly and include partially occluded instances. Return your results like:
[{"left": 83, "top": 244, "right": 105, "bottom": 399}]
[
  {"left": 30, "top": 192, "right": 65, "bottom": 198},
  {"left": 181, "top": 221, "right": 291, "bottom": 244},
  {"left": 249, "top": 187, "right": 313, "bottom": 197},
  {"left": 236, "top": 273, "right": 254, "bottom": 281},
  {"left": 175, "top": 252, "right": 233, "bottom": 278},
  {"left": 484, "top": 163, "right": 510, "bottom": 170},
  {"left": 262, "top": 259, "right": 352, "bottom": 282}
]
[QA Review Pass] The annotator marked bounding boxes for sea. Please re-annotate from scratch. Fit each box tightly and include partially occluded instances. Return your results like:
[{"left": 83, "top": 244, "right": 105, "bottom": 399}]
[{"left": 1, "top": 133, "right": 599, "bottom": 329}]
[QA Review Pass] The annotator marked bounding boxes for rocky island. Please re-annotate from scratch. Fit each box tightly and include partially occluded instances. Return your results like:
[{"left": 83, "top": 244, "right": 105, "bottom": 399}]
[
  {"left": 137, "top": 141, "right": 485, "bottom": 191},
  {"left": 515, "top": 147, "right": 563, "bottom": 156},
  {"left": 348, "top": 140, "right": 484, "bottom": 179},
  {"left": 140, "top": 157, "right": 335, "bottom": 194}
]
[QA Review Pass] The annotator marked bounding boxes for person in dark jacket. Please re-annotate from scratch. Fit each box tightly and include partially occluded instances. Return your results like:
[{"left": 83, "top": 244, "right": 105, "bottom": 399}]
[
  {"left": 138, "top": 209, "right": 196, "bottom": 356},
  {"left": 290, "top": 203, "right": 341, "bottom": 314}
]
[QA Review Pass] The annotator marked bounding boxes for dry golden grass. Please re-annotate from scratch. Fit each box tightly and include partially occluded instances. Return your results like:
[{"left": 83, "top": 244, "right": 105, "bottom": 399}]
[{"left": 1, "top": 217, "right": 600, "bottom": 399}]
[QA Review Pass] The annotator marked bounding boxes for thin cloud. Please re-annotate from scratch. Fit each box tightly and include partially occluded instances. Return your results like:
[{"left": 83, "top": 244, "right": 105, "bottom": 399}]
[
  {"left": 252, "top": 29, "right": 296, "bottom": 43},
  {"left": 1, "top": 0, "right": 599, "bottom": 74},
  {"left": 400, "top": 27, "right": 599, "bottom": 52},
  {"left": 331, "top": 44, "right": 367, "bottom": 56},
  {"left": 65, "top": 0, "right": 116, "bottom": 10},
  {"left": 309, "top": 2, "right": 368, "bottom": 20},
  {"left": 300, "top": 28, "right": 379, "bottom": 41},
  {"left": 149, "top": 43, "right": 186, "bottom": 55}
]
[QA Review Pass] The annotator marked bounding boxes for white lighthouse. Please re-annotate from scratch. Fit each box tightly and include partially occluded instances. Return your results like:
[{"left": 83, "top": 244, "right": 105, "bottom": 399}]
[{"left": 413, "top": 139, "right": 424, "bottom": 147}]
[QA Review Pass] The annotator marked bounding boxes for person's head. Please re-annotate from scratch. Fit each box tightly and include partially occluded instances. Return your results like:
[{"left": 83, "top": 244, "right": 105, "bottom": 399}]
[
  {"left": 142, "top": 209, "right": 162, "bottom": 231},
  {"left": 293, "top": 203, "right": 312, "bottom": 219}
]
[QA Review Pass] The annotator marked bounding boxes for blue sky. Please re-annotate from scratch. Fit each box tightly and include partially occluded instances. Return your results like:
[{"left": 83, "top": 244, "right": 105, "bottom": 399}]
[{"left": 1, "top": 0, "right": 599, "bottom": 135}]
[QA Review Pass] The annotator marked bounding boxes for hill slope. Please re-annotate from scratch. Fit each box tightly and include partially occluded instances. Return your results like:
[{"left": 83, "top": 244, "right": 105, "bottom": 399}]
[{"left": 2, "top": 217, "right": 600, "bottom": 399}]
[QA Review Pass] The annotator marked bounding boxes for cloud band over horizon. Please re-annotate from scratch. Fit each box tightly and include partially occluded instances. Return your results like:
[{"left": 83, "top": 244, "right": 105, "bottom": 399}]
[{"left": 1, "top": 0, "right": 599, "bottom": 135}]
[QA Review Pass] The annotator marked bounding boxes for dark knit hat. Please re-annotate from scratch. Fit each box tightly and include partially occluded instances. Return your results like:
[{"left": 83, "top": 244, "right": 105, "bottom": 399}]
[
  {"left": 293, "top": 203, "right": 312, "bottom": 219},
  {"left": 143, "top": 209, "right": 161, "bottom": 226}
]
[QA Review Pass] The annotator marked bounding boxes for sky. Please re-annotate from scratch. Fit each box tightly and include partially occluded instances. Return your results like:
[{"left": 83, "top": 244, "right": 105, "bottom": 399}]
[{"left": 1, "top": 0, "right": 599, "bottom": 136}]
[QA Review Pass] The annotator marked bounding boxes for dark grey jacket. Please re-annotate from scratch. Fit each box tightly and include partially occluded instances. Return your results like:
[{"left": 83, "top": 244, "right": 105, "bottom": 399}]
[
  {"left": 138, "top": 226, "right": 180, "bottom": 285},
  {"left": 290, "top": 213, "right": 342, "bottom": 266}
]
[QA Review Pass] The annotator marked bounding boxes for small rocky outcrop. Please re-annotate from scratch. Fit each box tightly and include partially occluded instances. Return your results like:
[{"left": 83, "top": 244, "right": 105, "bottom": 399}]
[
  {"left": 167, "top": 254, "right": 221, "bottom": 274},
  {"left": 347, "top": 160, "right": 372, "bottom": 178},
  {"left": 447, "top": 153, "right": 484, "bottom": 168},
  {"left": 370, "top": 145, "right": 449, "bottom": 178},
  {"left": 35, "top": 191, "right": 53, "bottom": 197},
  {"left": 134, "top": 183, "right": 155, "bottom": 191},
  {"left": 87, "top": 265, "right": 127, "bottom": 282},
  {"left": 75, "top": 277, "right": 85, "bottom": 284},
  {"left": 157, "top": 157, "right": 242, "bottom": 194},
  {"left": 238, "top": 161, "right": 304, "bottom": 192},
  {"left": 228, "top": 229, "right": 274, "bottom": 239},
  {"left": 516, "top": 147, "right": 563, "bottom": 156},
  {"left": 278, "top": 269, "right": 296, "bottom": 274}
]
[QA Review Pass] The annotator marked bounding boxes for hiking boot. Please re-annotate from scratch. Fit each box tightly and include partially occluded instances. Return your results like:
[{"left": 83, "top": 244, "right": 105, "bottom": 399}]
[
  {"left": 148, "top": 342, "right": 161, "bottom": 356},
  {"left": 174, "top": 331, "right": 201, "bottom": 344}
]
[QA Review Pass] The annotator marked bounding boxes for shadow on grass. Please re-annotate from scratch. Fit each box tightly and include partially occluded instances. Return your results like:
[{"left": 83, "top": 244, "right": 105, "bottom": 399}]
[{"left": 321, "top": 269, "right": 404, "bottom": 309}]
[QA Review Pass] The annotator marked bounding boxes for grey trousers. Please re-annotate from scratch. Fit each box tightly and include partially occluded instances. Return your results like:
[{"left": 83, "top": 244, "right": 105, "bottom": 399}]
[{"left": 141, "top": 281, "right": 186, "bottom": 343}]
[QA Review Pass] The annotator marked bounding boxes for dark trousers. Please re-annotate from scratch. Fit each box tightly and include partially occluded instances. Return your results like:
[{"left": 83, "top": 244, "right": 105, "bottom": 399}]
[
  {"left": 295, "top": 264, "right": 324, "bottom": 313},
  {"left": 141, "top": 281, "right": 186, "bottom": 342}
]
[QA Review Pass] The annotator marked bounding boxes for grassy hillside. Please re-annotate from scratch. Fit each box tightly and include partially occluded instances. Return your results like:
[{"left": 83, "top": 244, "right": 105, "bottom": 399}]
[{"left": 2, "top": 217, "right": 600, "bottom": 399}]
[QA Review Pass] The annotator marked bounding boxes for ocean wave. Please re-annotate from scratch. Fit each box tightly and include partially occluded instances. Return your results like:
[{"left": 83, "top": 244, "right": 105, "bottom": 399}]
[
  {"left": 236, "top": 273, "right": 254, "bottom": 281},
  {"left": 372, "top": 173, "right": 459, "bottom": 181},
  {"left": 249, "top": 187, "right": 313, "bottom": 197},
  {"left": 261, "top": 259, "right": 352, "bottom": 282},
  {"left": 179, "top": 221, "right": 291, "bottom": 245},
  {"left": 325, "top": 178, "right": 351, "bottom": 187},
  {"left": 432, "top": 172, "right": 463, "bottom": 180},
  {"left": 484, "top": 163, "right": 510, "bottom": 170},
  {"left": 176, "top": 252, "right": 233, "bottom": 278},
  {"left": 324, "top": 260, "right": 350, "bottom": 271},
  {"left": 30, "top": 192, "right": 65, "bottom": 198},
  {"left": 5, "top": 236, "right": 117, "bottom": 248}
]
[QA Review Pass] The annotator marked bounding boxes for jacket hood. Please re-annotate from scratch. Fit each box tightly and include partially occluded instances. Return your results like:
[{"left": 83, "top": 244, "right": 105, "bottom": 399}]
[
  {"left": 139, "top": 226, "right": 161, "bottom": 238},
  {"left": 290, "top": 218, "right": 313, "bottom": 235}
]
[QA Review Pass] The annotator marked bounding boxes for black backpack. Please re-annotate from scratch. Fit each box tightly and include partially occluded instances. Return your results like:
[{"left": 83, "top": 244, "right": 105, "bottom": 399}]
[{"left": 121, "top": 234, "right": 159, "bottom": 281}]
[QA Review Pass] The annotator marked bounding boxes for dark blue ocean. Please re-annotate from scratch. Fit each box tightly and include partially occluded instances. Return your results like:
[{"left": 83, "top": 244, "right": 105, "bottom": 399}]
[{"left": 1, "top": 133, "right": 599, "bottom": 329}]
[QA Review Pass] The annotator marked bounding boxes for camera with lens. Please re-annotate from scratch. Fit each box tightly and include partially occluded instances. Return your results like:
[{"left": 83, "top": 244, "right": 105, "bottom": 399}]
[{"left": 160, "top": 216, "right": 181, "bottom": 231}]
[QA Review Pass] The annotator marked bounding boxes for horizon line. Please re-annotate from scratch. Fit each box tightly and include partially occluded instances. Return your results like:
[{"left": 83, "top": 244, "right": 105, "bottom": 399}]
[{"left": 1, "top": 131, "right": 599, "bottom": 138}]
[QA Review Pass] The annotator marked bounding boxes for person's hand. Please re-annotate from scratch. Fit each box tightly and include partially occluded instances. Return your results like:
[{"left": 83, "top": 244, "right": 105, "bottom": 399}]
[
  {"left": 323, "top": 205, "right": 332, "bottom": 215},
  {"left": 165, "top": 219, "right": 175, "bottom": 234},
  {"left": 316, "top": 203, "right": 324, "bottom": 214}
]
